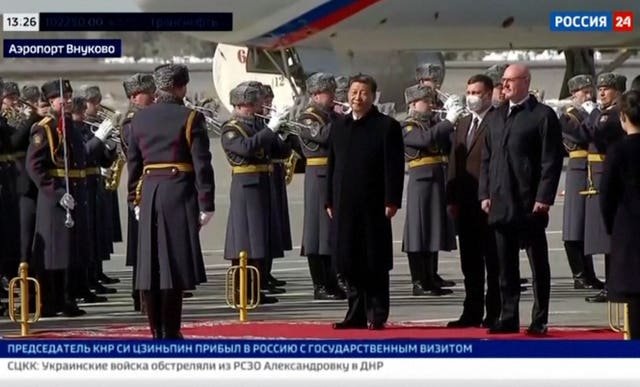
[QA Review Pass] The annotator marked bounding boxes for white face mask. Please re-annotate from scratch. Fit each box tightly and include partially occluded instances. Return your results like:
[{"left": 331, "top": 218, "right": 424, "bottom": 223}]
[{"left": 466, "top": 94, "right": 486, "bottom": 112}]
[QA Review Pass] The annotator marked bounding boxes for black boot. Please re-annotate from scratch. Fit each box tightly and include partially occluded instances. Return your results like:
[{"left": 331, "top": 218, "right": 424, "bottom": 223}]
[
  {"left": 431, "top": 252, "right": 455, "bottom": 287},
  {"left": 582, "top": 252, "right": 605, "bottom": 289},
  {"left": 161, "top": 290, "right": 184, "bottom": 340},
  {"left": 322, "top": 256, "right": 346, "bottom": 299},
  {"left": 133, "top": 291, "right": 141, "bottom": 312},
  {"left": 424, "top": 253, "right": 453, "bottom": 296},
  {"left": 308, "top": 256, "right": 337, "bottom": 300},
  {"left": 407, "top": 253, "right": 428, "bottom": 295},
  {"left": 143, "top": 290, "right": 163, "bottom": 339}
]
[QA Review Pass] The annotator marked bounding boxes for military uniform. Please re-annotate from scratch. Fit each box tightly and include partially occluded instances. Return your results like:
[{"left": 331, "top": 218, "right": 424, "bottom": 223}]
[
  {"left": 127, "top": 64, "right": 214, "bottom": 339},
  {"left": 559, "top": 75, "right": 603, "bottom": 289},
  {"left": 401, "top": 85, "right": 456, "bottom": 296},
  {"left": 121, "top": 72, "right": 157, "bottom": 311},
  {"left": 26, "top": 79, "right": 107, "bottom": 316},
  {"left": 582, "top": 73, "right": 627, "bottom": 303},
  {"left": 221, "top": 83, "right": 289, "bottom": 304},
  {"left": 485, "top": 64, "right": 509, "bottom": 108},
  {"left": 298, "top": 73, "right": 344, "bottom": 300},
  {"left": 0, "top": 81, "right": 23, "bottom": 278}
]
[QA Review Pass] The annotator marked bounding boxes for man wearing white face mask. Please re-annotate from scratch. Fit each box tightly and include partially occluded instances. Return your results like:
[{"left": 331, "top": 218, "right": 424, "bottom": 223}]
[{"left": 447, "top": 74, "right": 500, "bottom": 328}]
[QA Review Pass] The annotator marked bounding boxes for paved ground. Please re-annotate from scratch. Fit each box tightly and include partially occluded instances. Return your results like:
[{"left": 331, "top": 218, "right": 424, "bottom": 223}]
[{"left": 0, "top": 136, "right": 611, "bottom": 336}]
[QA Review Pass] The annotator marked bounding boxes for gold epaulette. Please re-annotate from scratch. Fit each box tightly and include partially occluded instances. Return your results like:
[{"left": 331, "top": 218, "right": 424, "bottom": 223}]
[{"left": 38, "top": 116, "right": 53, "bottom": 127}]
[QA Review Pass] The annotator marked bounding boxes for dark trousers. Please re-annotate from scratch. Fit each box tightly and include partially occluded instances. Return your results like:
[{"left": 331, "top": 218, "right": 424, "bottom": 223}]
[
  {"left": 458, "top": 213, "right": 500, "bottom": 322},
  {"left": 493, "top": 224, "right": 550, "bottom": 327},
  {"left": 563, "top": 240, "right": 598, "bottom": 279},
  {"left": 39, "top": 269, "right": 65, "bottom": 313},
  {"left": 341, "top": 269, "right": 390, "bottom": 325},
  {"left": 19, "top": 196, "right": 37, "bottom": 264}
]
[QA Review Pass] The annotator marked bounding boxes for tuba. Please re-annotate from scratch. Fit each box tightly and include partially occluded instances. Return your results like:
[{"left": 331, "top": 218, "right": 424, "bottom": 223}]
[{"left": 284, "top": 150, "right": 302, "bottom": 185}]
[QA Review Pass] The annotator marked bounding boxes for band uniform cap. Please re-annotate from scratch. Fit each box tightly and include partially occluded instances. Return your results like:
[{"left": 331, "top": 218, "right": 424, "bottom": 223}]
[
  {"left": 2, "top": 81, "right": 20, "bottom": 98},
  {"left": 306, "top": 72, "right": 337, "bottom": 95},
  {"left": 123, "top": 73, "right": 156, "bottom": 98},
  {"left": 484, "top": 64, "right": 509, "bottom": 86},
  {"left": 71, "top": 96, "right": 87, "bottom": 114},
  {"left": 21, "top": 85, "right": 41, "bottom": 103},
  {"left": 230, "top": 83, "right": 262, "bottom": 106},
  {"left": 567, "top": 74, "right": 594, "bottom": 93},
  {"left": 597, "top": 72, "right": 626, "bottom": 92},
  {"left": 415, "top": 63, "right": 444, "bottom": 84},
  {"left": 41, "top": 79, "right": 73, "bottom": 100},
  {"left": 404, "top": 84, "right": 436, "bottom": 105},
  {"left": 82, "top": 85, "right": 102, "bottom": 102},
  {"left": 260, "top": 84, "right": 275, "bottom": 99},
  {"left": 153, "top": 63, "right": 190, "bottom": 90}
]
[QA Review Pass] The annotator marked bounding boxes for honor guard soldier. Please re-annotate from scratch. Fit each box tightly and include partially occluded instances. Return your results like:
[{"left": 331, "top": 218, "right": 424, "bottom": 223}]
[
  {"left": 72, "top": 96, "right": 116, "bottom": 302},
  {"left": 260, "top": 83, "right": 290, "bottom": 292},
  {"left": 401, "top": 84, "right": 461, "bottom": 296},
  {"left": 84, "top": 85, "right": 123, "bottom": 285},
  {"left": 559, "top": 75, "right": 605, "bottom": 290},
  {"left": 298, "top": 73, "right": 345, "bottom": 300},
  {"left": 121, "top": 73, "right": 156, "bottom": 311},
  {"left": 484, "top": 64, "right": 509, "bottom": 108},
  {"left": 221, "top": 82, "right": 290, "bottom": 305},
  {"left": 27, "top": 79, "right": 114, "bottom": 317},
  {"left": 1, "top": 81, "right": 23, "bottom": 285},
  {"left": 582, "top": 72, "right": 627, "bottom": 303},
  {"left": 127, "top": 64, "right": 215, "bottom": 339}
]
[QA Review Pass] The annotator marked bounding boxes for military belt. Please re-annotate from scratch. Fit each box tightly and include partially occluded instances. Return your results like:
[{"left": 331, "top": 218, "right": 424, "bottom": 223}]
[
  {"left": 0, "top": 154, "right": 11, "bottom": 162},
  {"left": 85, "top": 167, "right": 101, "bottom": 175},
  {"left": 48, "top": 169, "right": 86, "bottom": 178},
  {"left": 587, "top": 154, "right": 606, "bottom": 163},
  {"left": 134, "top": 162, "right": 194, "bottom": 206},
  {"left": 408, "top": 155, "right": 448, "bottom": 168},
  {"left": 232, "top": 164, "right": 273, "bottom": 174},
  {"left": 0, "top": 151, "right": 28, "bottom": 162},
  {"left": 306, "top": 157, "right": 328, "bottom": 166},
  {"left": 569, "top": 150, "right": 588, "bottom": 159}
]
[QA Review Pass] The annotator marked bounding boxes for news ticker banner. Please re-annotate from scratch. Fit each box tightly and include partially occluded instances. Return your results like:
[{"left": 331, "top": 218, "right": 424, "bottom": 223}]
[
  {"left": 2, "top": 12, "right": 233, "bottom": 32},
  {"left": 2, "top": 339, "right": 640, "bottom": 358}
]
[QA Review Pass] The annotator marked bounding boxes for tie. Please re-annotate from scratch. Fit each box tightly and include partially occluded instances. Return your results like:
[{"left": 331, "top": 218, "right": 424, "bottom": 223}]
[
  {"left": 509, "top": 104, "right": 521, "bottom": 117},
  {"left": 466, "top": 117, "right": 479, "bottom": 147}
]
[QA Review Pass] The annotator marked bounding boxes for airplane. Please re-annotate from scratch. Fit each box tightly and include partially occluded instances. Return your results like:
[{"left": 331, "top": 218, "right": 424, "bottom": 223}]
[{"left": 137, "top": 0, "right": 640, "bottom": 113}]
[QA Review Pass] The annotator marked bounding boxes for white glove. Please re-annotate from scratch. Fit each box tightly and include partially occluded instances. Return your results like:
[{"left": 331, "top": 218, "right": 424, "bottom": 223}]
[
  {"left": 199, "top": 211, "right": 214, "bottom": 226},
  {"left": 444, "top": 95, "right": 463, "bottom": 111},
  {"left": 446, "top": 105, "right": 465, "bottom": 124},
  {"left": 100, "top": 167, "right": 112, "bottom": 178},
  {"left": 94, "top": 119, "right": 115, "bottom": 141},
  {"left": 267, "top": 106, "right": 292, "bottom": 132},
  {"left": 134, "top": 206, "right": 140, "bottom": 221},
  {"left": 581, "top": 101, "right": 597, "bottom": 115},
  {"left": 22, "top": 107, "right": 33, "bottom": 118},
  {"left": 59, "top": 193, "right": 76, "bottom": 211}
]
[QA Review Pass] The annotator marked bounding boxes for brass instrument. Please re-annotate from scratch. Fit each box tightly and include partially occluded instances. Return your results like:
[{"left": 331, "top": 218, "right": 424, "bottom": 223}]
[
  {"left": 579, "top": 164, "right": 599, "bottom": 196},
  {"left": 284, "top": 151, "right": 302, "bottom": 185},
  {"left": 8, "top": 263, "right": 41, "bottom": 337},
  {"left": 183, "top": 97, "right": 223, "bottom": 136},
  {"left": 609, "top": 302, "right": 630, "bottom": 340},
  {"left": 333, "top": 100, "right": 352, "bottom": 114},
  {"left": 225, "top": 251, "right": 260, "bottom": 322},
  {"left": 93, "top": 107, "right": 125, "bottom": 191}
]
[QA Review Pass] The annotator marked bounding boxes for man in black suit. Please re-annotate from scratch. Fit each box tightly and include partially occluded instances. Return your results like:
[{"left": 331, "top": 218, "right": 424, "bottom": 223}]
[
  {"left": 447, "top": 74, "right": 500, "bottom": 328},
  {"left": 479, "top": 64, "right": 564, "bottom": 335}
]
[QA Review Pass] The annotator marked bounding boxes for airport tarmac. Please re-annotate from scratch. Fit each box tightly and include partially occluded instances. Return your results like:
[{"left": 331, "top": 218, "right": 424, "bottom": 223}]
[{"left": 1, "top": 61, "right": 633, "bottom": 335}]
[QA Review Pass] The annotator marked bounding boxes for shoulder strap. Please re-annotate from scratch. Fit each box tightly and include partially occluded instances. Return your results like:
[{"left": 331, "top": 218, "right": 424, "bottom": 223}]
[
  {"left": 222, "top": 119, "right": 249, "bottom": 138},
  {"left": 301, "top": 107, "right": 327, "bottom": 126},
  {"left": 185, "top": 110, "right": 197, "bottom": 148},
  {"left": 39, "top": 117, "right": 62, "bottom": 166}
]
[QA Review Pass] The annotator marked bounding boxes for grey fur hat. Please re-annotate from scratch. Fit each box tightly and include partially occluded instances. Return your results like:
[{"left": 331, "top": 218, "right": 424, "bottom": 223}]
[
  {"left": 21, "top": 85, "right": 41, "bottom": 103},
  {"left": 415, "top": 63, "right": 444, "bottom": 84},
  {"left": 41, "top": 79, "right": 73, "bottom": 100},
  {"left": 123, "top": 73, "right": 156, "bottom": 98},
  {"left": 404, "top": 84, "right": 436, "bottom": 105},
  {"left": 2, "top": 81, "right": 20, "bottom": 98},
  {"left": 71, "top": 96, "right": 87, "bottom": 114},
  {"left": 82, "top": 85, "right": 102, "bottom": 102},
  {"left": 260, "top": 84, "right": 274, "bottom": 99},
  {"left": 306, "top": 73, "right": 337, "bottom": 95},
  {"left": 484, "top": 64, "right": 509, "bottom": 86},
  {"left": 567, "top": 74, "right": 594, "bottom": 93},
  {"left": 153, "top": 63, "right": 190, "bottom": 91},
  {"left": 597, "top": 72, "right": 627, "bottom": 92},
  {"left": 230, "top": 83, "right": 262, "bottom": 106}
]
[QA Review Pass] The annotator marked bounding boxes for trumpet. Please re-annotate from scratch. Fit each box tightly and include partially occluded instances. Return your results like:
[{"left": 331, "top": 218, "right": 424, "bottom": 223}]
[
  {"left": 254, "top": 113, "right": 315, "bottom": 136},
  {"left": 333, "top": 100, "right": 351, "bottom": 114},
  {"left": 183, "top": 97, "right": 223, "bottom": 136}
]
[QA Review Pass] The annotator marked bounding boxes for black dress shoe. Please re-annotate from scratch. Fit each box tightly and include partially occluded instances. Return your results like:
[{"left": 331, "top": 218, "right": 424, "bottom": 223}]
[
  {"left": 328, "top": 288, "right": 347, "bottom": 300},
  {"left": 78, "top": 293, "right": 108, "bottom": 303},
  {"left": 427, "top": 287, "right": 453, "bottom": 296},
  {"left": 93, "top": 283, "right": 117, "bottom": 294},
  {"left": 263, "top": 286, "right": 286, "bottom": 294},
  {"left": 412, "top": 283, "right": 429, "bottom": 296},
  {"left": 313, "top": 286, "right": 339, "bottom": 300},
  {"left": 183, "top": 292, "right": 194, "bottom": 298},
  {"left": 368, "top": 322, "right": 385, "bottom": 330},
  {"left": 332, "top": 321, "right": 367, "bottom": 329},
  {"left": 447, "top": 318, "right": 482, "bottom": 328},
  {"left": 259, "top": 293, "right": 278, "bottom": 304},
  {"left": 99, "top": 274, "right": 120, "bottom": 285},
  {"left": 61, "top": 304, "right": 87, "bottom": 317},
  {"left": 482, "top": 317, "right": 499, "bottom": 328},
  {"left": 520, "top": 278, "right": 528, "bottom": 284},
  {"left": 267, "top": 274, "right": 286, "bottom": 287},
  {"left": 586, "top": 290, "right": 607, "bottom": 303},
  {"left": 525, "top": 323, "right": 548, "bottom": 336},
  {"left": 586, "top": 277, "right": 605, "bottom": 290},
  {"left": 487, "top": 322, "right": 519, "bottom": 334},
  {"left": 435, "top": 275, "right": 456, "bottom": 288}
]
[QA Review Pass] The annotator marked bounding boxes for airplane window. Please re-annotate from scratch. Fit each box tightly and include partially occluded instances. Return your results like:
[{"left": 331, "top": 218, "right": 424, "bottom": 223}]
[{"left": 246, "top": 48, "right": 300, "bottom": 75}]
